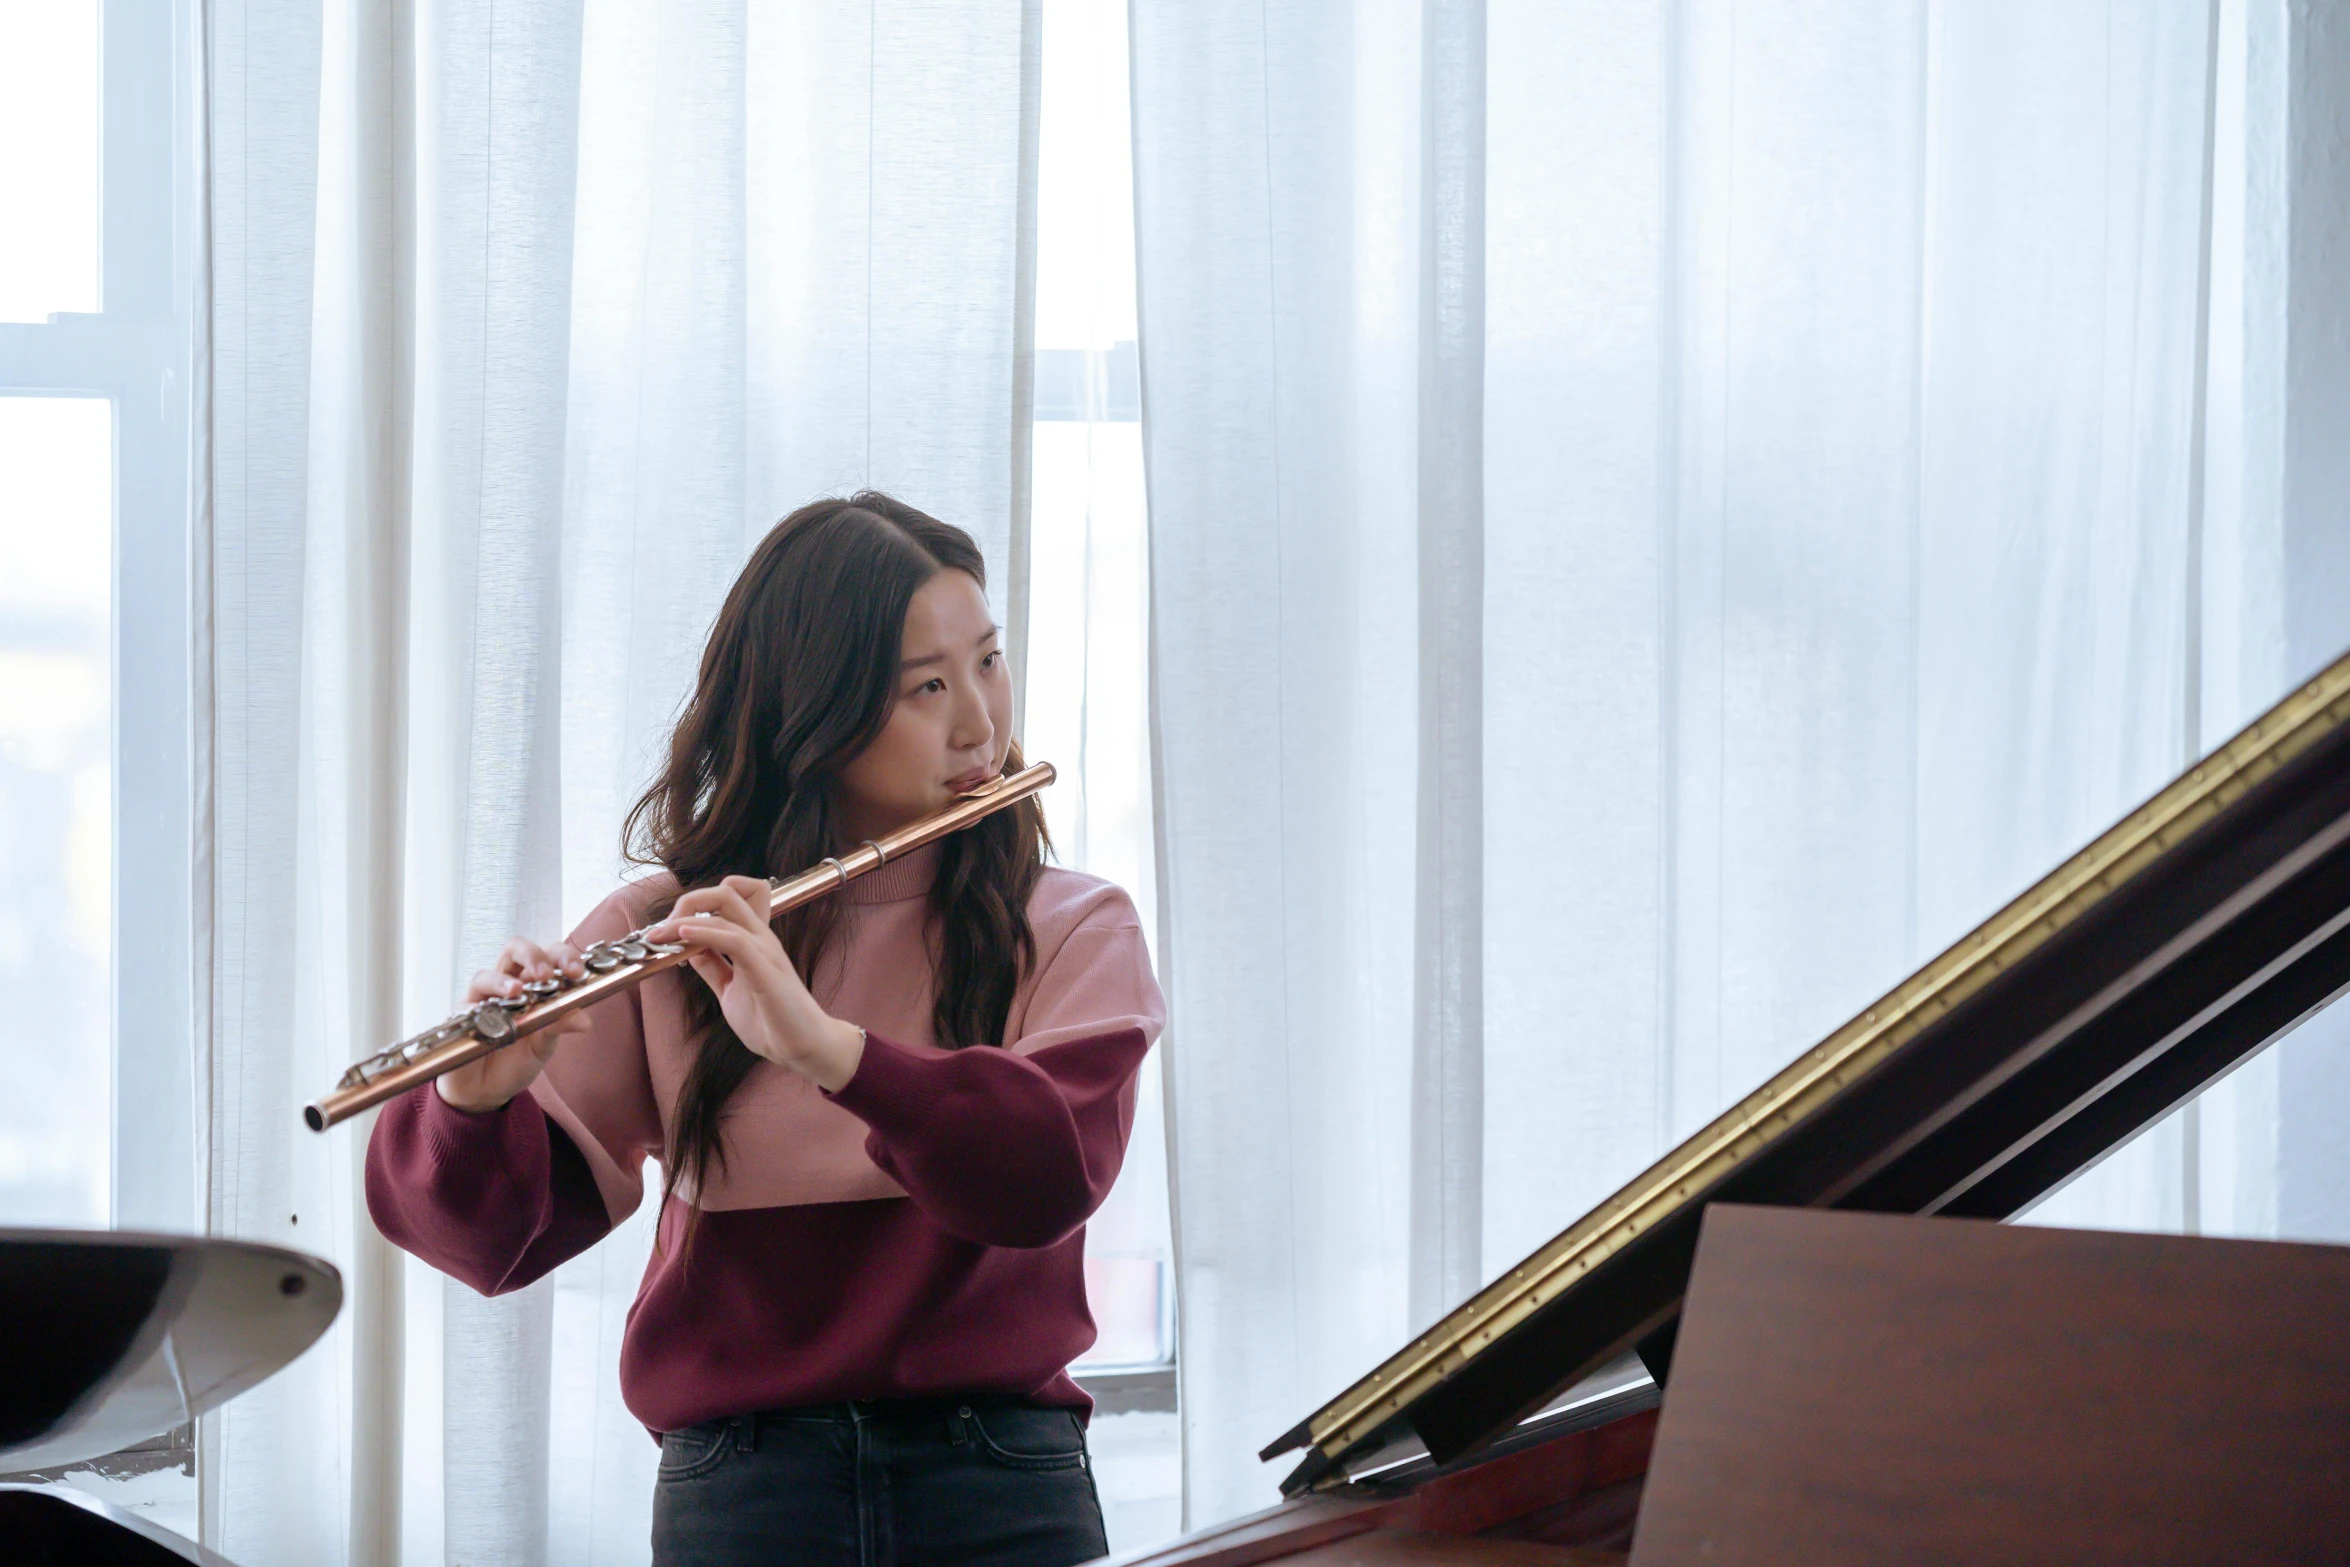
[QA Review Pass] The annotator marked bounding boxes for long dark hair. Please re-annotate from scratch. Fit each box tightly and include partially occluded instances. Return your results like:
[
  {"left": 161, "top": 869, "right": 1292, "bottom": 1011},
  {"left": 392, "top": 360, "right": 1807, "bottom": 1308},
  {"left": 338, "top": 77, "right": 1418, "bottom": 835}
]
[{"left": 625, "top": 492, "right": 1046, "bottom": 1231}]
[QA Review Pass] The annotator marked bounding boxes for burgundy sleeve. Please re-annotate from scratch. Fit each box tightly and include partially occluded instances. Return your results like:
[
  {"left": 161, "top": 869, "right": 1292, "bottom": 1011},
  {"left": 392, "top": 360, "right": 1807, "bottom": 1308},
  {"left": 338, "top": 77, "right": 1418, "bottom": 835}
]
[
  {"left": 364, "top": 1086, "right": 613, "bottom": 1294},
  {"left": 362, "top": 882, "right": 668, "bottom": 1292},
  {"left": 826, "top": 911, "right": 1166, "bottom": 1249}
]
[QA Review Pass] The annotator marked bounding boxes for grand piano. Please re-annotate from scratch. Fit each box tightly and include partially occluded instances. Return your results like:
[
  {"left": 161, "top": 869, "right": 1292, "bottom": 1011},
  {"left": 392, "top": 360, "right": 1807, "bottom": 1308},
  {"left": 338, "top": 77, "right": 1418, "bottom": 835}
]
[
  {"left": 1120, "top": 648, "right": 2350, "bottom": 1567},
  {"left": 0, "top": 1230, "right": 342, "bottom": 1564}
]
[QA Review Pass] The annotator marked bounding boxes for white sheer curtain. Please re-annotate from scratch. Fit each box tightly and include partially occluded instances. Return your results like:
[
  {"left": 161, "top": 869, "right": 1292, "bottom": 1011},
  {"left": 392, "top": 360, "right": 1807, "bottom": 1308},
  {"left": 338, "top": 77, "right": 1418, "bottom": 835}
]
[
  {"left": 197, "top": 1, "right": 1040, "bottom": 1562},
  {"left": 1132, "top": 0, "right": 2350, "bottom": 1526}
]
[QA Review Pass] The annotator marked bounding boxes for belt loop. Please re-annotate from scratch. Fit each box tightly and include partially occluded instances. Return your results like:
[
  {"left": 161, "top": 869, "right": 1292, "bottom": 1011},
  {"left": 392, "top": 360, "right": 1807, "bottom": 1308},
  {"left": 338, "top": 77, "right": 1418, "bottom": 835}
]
[{"left": 735, "top": 1414, "right": 759, "bottom": 1453}]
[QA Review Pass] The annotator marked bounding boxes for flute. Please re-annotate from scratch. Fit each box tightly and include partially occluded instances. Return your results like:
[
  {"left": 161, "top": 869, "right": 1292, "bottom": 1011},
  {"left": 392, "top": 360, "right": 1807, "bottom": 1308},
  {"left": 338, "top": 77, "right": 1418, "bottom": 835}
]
[{"left": 304, "top": 761, "right": 1055, "bottom": 1131}]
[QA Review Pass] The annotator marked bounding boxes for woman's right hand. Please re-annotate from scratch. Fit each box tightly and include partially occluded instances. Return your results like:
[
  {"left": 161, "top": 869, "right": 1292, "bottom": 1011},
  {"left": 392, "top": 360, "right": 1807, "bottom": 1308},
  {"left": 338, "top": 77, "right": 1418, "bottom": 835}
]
[{"left": 433, "top": 939, "right": 590, "bottom": 1114}]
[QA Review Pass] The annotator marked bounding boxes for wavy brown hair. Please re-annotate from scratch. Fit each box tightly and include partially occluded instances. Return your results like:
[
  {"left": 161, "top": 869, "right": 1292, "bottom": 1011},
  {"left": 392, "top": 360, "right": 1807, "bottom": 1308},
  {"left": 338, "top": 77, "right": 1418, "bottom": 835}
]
[{"left": 625, "top": 492, "right": 1047, "bottom": 1239}]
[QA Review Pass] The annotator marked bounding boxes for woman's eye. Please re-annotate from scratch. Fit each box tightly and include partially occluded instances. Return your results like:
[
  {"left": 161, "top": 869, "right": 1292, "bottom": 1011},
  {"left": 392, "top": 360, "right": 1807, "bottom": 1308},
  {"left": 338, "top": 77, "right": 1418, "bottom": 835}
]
[
  {"left": 981, "top": 651, "right": 999, "bottom": 668},
  {"left": 923, "top": 678, "right": 946, "bottom": 693}
]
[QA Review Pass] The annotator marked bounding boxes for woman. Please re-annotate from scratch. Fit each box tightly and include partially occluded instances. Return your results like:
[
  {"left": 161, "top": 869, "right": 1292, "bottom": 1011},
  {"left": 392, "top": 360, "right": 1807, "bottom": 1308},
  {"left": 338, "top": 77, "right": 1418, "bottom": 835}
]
[{"left": 367, "top": 492, "right": 1165, "bottom": 1567}]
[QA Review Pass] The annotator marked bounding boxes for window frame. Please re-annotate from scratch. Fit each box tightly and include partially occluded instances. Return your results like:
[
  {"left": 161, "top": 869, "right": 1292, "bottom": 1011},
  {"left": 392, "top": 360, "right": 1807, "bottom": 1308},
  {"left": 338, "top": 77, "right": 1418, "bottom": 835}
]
[
  {"left": 1032, "top": 340, "right": 1173, "bottom": 1401},
  {"left": 0, "top": 0, "right": 197, "bottom": 1235}
]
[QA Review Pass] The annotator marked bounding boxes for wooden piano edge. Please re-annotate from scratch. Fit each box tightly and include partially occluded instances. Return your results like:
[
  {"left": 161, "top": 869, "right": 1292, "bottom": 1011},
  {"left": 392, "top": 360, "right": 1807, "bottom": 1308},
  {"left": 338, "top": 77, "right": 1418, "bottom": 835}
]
[{"left": 1101, "top": 1404, "right": 1660, "bottom": 1567}]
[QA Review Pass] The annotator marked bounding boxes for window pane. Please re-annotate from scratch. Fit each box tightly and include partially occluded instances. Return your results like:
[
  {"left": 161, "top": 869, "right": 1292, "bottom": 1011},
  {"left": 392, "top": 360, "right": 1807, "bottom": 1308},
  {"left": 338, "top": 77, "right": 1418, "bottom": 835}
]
[
  {"left": 1083, "top": 1255, "right": 1166, "bottom": 1366},
  {"left": 0, "top": 396, "right": 113, "bottom": 1225},
  {"left": 1034, "top": 0, "right": 1135, "bottom": 353},
  {"left": 1032, "top": 0, "right": 1171, "bottom": 1383},
  {"left": 0, "top": 0, "right": 102, "bottom": 322},
  {"left": 1038, "top": 422, "right": 1172, "bottom": 1371}
]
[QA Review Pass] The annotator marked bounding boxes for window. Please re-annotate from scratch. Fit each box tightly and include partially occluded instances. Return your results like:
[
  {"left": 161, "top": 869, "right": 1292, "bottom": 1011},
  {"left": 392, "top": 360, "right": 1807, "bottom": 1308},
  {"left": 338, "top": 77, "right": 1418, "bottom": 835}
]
[
  {"left": 0, "top": 0, "right": 197, "bottom": 1532},
  {"left": 1025, "top": 0, "right": 1182, "bottom": 1552},
  {"left": 0, "top": 395, "right": 114, "bottom": 1221}
]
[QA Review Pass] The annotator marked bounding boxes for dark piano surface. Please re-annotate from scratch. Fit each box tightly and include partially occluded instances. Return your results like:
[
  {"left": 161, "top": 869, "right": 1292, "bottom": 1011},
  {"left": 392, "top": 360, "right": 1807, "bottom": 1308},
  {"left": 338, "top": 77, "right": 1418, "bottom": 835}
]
[
  {"left": 0, "top": 1230, "right": 341, "bottom": 1474},
  {"left": 0, "top": 1231, "right": 342, "bottom": 1565},
  {"left": 1119, "top": 645, "right": 2350, "bottom": 1566}
]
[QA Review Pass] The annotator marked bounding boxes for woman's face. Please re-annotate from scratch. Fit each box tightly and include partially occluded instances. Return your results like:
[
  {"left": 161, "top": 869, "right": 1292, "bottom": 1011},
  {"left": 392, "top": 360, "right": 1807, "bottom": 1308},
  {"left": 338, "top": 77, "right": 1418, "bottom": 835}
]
[{"left": 832, "top": 569, "right": 1013, "bottom": 839}]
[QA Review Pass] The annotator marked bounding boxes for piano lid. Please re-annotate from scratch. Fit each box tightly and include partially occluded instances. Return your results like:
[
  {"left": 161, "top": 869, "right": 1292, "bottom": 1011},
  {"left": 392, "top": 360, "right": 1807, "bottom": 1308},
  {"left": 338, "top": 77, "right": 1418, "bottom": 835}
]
[
  {"left": 0, "top": 1230, "right": 342, "bottom": 1472},
  {"left": 1266, "top": 646, "right": 2350, "bottom": 1496}
]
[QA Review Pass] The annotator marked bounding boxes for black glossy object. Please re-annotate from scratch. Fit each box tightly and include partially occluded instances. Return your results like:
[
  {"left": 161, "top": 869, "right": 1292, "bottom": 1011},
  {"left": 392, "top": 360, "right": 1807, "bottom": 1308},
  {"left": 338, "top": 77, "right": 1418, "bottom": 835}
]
[
  {"left": 0, "top": 1485, "right": 235, "bottom": 1565},
  {"left": 0, "top": 1231, "right": 341, "bottom": 1473}
]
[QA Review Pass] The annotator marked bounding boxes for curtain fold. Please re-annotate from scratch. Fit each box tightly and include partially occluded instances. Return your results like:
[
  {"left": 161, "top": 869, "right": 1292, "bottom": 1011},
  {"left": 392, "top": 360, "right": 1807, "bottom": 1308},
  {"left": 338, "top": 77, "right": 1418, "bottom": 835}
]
[
  {"left": 199, "top": 2, "right": 341, "bottom": 1561},
  {"left": 1409, "top": 0, "right": 1488, "bottom": 1333},
  {"left": 197, "top": 2, "right": 1041, "bottom": 1562},
  {"left": 1134, "top": 0, "right": 2343, "bottom": 1525},
  {"left": 1130, "top": 0, "right": 1424, "bottom": 1529}
]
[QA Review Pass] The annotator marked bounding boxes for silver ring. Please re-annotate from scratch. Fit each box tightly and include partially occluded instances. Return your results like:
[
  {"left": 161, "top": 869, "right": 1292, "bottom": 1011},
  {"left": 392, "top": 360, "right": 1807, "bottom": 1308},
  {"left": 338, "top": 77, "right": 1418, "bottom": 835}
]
[
  {"left": 862, "top": 839, "right": 888, "bottom": 866},
  {"left": 821, "top": 856, "right": 849, "bottom": 887}
]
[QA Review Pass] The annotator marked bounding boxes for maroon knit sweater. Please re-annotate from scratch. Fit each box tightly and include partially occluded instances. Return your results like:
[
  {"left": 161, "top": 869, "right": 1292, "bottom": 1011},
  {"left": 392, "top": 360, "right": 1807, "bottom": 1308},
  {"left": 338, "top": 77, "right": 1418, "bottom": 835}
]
[{"left": 365, "top": 846, "right": 1164, "bottom": 1433}]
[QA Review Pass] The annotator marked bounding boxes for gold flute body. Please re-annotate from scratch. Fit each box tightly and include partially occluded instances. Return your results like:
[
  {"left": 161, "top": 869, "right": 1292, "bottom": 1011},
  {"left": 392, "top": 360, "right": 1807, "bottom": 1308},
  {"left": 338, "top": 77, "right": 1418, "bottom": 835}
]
[{"left": 304, "top": 761, "right": 1055, "bottom": 1132}]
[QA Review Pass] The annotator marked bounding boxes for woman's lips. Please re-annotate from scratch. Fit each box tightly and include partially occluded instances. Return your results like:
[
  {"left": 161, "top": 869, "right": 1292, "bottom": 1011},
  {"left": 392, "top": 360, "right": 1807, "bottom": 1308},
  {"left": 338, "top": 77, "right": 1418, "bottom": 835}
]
[{"left": 946, "top": 768, "right": 995, "bottom": 793}]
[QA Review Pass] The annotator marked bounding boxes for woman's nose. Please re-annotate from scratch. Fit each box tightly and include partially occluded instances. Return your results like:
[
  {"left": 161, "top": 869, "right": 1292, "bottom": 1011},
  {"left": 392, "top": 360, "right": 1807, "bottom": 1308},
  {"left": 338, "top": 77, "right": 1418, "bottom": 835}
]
[{"left": 950, "top": 683, "right": 995, "bottom": 753}]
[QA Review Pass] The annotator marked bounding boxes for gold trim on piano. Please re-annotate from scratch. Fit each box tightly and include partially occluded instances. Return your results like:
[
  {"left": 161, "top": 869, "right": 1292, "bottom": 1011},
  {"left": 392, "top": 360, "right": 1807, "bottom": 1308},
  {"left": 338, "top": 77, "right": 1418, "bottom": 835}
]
[{"left": 1293, "top": 646, "right": 2350, "bottom": 1475}]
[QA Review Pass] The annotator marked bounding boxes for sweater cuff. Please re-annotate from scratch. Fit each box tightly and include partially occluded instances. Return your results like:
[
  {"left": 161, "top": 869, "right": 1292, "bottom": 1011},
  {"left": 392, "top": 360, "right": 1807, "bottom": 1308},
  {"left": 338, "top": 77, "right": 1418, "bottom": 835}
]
[
  {"left": 824, "top": 1032, "right": 953, "bottom": 1136},
  {"left": 418, "top": 1081, "right": 548, "bottom": 1173}
]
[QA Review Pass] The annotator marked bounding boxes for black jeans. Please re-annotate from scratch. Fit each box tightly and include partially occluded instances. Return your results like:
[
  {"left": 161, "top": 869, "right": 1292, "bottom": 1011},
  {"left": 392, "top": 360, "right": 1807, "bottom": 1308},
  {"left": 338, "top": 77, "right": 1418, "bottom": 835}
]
[{"left": 651, "top": 1397, "right": 1110, "bottom": 1567}]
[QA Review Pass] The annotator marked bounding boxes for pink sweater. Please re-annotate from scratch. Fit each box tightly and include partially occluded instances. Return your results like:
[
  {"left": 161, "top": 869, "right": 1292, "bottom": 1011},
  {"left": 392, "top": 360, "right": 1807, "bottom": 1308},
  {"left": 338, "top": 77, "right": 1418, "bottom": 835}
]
[{"left": 365, "top": 845, "right": 1165, "bottom": 1433}]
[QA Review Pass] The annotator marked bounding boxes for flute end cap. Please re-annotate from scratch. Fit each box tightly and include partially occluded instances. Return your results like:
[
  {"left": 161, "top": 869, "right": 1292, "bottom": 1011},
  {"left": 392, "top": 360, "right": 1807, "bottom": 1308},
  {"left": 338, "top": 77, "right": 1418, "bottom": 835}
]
[{"left": 302, "top": 1103, "right": 329, "bottom": 1133}]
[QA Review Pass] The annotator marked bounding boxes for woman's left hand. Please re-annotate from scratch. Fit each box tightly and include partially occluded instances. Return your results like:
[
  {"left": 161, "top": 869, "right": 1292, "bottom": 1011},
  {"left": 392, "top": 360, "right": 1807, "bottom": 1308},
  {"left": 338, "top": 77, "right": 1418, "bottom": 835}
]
[{"left": 647, "top": 875, "right": 868, "bottom": 1091}]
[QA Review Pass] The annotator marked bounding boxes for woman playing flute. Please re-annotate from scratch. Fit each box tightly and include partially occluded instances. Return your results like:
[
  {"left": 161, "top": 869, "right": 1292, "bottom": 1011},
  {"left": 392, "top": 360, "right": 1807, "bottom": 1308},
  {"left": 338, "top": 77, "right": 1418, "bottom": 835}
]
[{"left": 366, "top": 492, "right": 1164, "bottom": 1567}]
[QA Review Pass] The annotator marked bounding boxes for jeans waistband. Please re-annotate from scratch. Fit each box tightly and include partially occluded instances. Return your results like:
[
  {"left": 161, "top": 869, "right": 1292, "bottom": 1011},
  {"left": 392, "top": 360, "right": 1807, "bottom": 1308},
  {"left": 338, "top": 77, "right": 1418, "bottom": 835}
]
[{"left": 738, "top": 1392, "right": 1040, "bottom": 1429}]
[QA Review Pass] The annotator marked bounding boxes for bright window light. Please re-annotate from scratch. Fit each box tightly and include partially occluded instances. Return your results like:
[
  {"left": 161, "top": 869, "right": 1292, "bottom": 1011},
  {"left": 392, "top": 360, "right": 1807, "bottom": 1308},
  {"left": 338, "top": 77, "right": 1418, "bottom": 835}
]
[
  {"left": 1029, "top": 0, "right": 1175, "bottom": 1381},
  {"left": 0, "top": 395, "right": 114, "bottom": 1225},
  {"left": 0, "top": 1, "right": 103, "bottom": 322}
]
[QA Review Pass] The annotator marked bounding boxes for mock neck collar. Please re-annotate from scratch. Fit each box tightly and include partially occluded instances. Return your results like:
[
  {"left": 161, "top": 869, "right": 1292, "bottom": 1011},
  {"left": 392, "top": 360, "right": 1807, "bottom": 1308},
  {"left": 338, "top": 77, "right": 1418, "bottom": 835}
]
[{"left": 842, "top": 840, "right": 941, "bottom": 905}]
